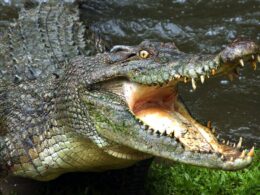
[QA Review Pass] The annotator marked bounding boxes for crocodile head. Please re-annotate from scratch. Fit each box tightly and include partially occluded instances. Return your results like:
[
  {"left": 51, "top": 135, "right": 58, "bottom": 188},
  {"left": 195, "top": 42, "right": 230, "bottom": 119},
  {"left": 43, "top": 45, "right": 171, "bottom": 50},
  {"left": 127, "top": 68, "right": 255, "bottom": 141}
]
[{"left": 84, "top": 40, "right": 259, "bottom": 170}]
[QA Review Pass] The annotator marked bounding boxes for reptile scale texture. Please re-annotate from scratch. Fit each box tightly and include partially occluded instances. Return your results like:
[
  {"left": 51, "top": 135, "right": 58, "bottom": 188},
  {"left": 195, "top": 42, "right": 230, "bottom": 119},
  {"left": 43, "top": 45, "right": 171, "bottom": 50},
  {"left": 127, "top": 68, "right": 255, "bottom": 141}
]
[{"left": 0, "top": 2, "right": 259, "bottom": 181}]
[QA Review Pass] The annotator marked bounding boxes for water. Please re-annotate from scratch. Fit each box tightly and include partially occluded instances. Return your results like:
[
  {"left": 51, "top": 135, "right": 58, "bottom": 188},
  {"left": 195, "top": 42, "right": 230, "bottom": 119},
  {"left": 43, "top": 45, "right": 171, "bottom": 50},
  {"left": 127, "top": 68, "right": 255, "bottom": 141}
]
[
  {"left": 80, "top": 0, "right": 260, "bottom": 146},
  {"left": 0, "top": 0, "right": 259, "bottom": 193}
]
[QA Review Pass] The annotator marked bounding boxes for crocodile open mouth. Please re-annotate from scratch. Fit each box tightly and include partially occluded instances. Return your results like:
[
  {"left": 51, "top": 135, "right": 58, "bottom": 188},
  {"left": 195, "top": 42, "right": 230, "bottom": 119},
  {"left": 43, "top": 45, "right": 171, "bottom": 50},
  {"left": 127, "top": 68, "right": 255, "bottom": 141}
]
[
  {"left": 123, "top": 79, "right": 254, "bottom": 161},
  {"left": 97, "top": 40, "right": 258, "bottom": 169}
]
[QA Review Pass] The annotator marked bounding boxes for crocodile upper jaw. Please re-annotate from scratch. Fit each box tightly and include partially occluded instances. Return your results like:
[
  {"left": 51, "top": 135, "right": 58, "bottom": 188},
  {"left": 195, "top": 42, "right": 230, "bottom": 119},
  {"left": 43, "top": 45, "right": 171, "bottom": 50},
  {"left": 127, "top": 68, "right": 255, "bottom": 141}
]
[
  {"left": 99, "top": 76, "right": 253, "bottom": 163},
  {"left": 91, "top": 40, "right": 259, "bottom": 170}
]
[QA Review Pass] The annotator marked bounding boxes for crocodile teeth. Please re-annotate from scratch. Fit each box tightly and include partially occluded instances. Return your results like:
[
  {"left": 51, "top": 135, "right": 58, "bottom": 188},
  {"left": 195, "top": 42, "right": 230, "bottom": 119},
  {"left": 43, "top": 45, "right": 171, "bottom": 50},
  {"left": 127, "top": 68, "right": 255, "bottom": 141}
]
[
  {"left": 200, "top": 75, "right": 205, "bottom": 84},
  {"left": 247, "top": 146, "right": 254, "bottom": 157},
  {"left": 162, "top": 130, "right": 168, "bottom": 136},
  {"left": 211, "top": 69, "right": 216, "bottom": 75},
  {"left": 221, "top": 155, "right": 225, "bottom": 160},
  {"left": 212, "top": 128, "right": 215, "bottom": 133},
  {"left": 156, "top": 128, "right": 175, "bottom": 136},
  {"left": 156, "top": 128, "right": 171, "bottom": 136},
  {"left": 157, "top": 129, "right": 165, "bottom": 135},
  {"left": 148, "top": 128, "right": 154, "bottom": 134},
  {"left": 226, "top": 140, "right": 229, "bottom": 145},
  {"left": 252, "top": 61, "right": 257, "bottom": 70},
  {"left": 232, "top": 143, "right": 236, "bottom": 148},
  {"left": 239, "top": 59, "right": 244, "bottom": 67},
  {"left": 184, "top": 77, "right": 188, "bottom": 83},
  {"left": 191, "top": 78, "right": 196, "bottom": 90},
  {"left": 230, "top": 157, "right": 234, "bottom": 161},
  {"left": 237, "top": 137, "right": 242, "bottom": 149},
  {"left": 166, "top": 129, "right": 174, "bottom": 135},
  {"left": 156, "top": 130, "right": 161, "bottom": 136},
  {"left": 207, "top": 121, "right": 211, "bottom": 128},
  {"left": 257, "top": 55, "right": 260, "bottom": 62},
  {"left": 175, "top": 74, "right": 181, "bottom": 79},
  {"left": 240, "top": 150, "right": 246, "bottom": 158},
  {"left": 251, "top": 55, "right": 255, "bottom": 60}
]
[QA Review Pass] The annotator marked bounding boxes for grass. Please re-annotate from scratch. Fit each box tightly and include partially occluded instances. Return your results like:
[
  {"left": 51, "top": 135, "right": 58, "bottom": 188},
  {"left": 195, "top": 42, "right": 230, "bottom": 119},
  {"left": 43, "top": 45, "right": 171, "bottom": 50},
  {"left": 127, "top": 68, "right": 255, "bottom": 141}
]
[
  {"left": 147, "top": 150, "right": 260, "bottom": 195},
  {"left": 2, "top": 151, "right": 259, "bottom": 195}
]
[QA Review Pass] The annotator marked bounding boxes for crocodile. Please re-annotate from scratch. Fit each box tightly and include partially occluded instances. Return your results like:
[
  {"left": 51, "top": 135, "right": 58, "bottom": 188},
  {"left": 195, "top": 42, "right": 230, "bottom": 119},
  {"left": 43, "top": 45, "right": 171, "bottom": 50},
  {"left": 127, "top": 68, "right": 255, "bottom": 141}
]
[{"left": 0, "top": 2, "right": 259, "bottom": 182}]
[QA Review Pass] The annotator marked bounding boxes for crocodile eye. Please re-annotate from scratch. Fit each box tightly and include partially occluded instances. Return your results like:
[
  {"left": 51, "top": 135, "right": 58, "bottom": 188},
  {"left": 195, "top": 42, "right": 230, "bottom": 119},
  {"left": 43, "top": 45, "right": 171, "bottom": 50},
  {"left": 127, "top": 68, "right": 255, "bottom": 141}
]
[{"left": 139, "top": 50, "right": 150, "bottom": 59}]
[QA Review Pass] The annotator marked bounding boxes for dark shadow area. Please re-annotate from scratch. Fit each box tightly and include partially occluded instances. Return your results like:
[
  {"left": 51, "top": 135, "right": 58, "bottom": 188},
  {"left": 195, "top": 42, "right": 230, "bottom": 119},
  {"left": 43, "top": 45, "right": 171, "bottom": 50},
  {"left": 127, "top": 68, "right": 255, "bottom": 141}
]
[{"left": 0, "top": 159, "right": 152, "bottom": 195}]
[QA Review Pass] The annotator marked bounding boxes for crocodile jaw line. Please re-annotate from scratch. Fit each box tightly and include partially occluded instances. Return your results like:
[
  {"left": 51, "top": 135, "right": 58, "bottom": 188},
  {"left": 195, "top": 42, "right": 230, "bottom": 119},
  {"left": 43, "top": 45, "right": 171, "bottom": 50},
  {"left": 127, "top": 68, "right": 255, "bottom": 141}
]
[{"left": 123, "top": 81, "right": 252, "bottom": 162}]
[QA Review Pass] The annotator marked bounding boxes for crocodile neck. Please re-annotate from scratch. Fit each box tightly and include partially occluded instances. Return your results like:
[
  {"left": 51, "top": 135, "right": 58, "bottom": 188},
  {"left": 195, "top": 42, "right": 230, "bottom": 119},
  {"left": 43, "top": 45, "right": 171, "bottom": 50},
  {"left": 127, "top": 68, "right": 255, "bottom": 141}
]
[{"left": 1, "top": 54, "right": 151, "bottom": 180}]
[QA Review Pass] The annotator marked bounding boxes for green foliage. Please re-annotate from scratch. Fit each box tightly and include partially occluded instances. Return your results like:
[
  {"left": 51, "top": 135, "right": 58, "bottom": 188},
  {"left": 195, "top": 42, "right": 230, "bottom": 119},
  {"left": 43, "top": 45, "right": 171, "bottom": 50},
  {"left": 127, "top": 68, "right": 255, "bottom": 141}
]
[{"left": 147, "top": 150, "right": 260, "bottom": 195}]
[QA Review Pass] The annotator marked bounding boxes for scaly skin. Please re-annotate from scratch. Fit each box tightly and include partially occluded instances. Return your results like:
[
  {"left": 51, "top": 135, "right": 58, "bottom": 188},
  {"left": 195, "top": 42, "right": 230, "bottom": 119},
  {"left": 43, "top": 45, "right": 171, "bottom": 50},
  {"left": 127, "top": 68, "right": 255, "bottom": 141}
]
[{"left": 0, "top": 3, "right": 259, "bottom": 181}]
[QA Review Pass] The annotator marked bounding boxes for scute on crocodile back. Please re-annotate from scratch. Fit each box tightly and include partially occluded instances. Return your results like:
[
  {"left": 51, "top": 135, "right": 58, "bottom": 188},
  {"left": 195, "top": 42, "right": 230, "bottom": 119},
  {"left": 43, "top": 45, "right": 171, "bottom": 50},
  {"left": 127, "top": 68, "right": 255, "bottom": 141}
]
[
  {"left": 0, "top": 3, "right": 90, "bottom": 180},
  {"left": 0, "top": 2, "right": 86, "bottom": 83}
]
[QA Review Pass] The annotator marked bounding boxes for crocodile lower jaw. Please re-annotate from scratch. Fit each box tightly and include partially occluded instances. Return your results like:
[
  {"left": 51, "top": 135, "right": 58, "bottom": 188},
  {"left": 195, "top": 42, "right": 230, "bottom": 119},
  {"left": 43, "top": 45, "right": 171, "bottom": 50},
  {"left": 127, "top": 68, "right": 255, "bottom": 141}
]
[{"left": 123, "top": 81, "right": 254, "bottom": 161}]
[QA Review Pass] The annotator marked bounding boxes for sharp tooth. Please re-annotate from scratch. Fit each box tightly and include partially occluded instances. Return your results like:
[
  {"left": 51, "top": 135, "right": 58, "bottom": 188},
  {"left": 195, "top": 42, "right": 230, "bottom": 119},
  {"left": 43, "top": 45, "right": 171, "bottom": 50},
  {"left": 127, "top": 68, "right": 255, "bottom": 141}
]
[
  {"left": 251, "top": 55, "right": 255, "bottom": 60},
  {"left": 148, "top": 128, "right": 154, "bottom": 134},
  {"left": 257, "top": 55, "right": 260, "bottom": 62},
  {"left": 226, "top": 140, "right": 229, "bottom": 145},
  {"left": 207, "top": 121, "right": 211, "bottom": 128},
  {"left": 175, "top": 74, "right": 181, "bottom": 79},
  {"left": 230, "top": 157, "right": 234, "bottom": 161},
  {"left": 212, "top": 128, "right": 215, "bottom": 133},
  {"left": 211, "top": 69, "right": 216, "bottom": 75},
  {"left": 222, "top": 140, "right": 225, "bottom": 144},
  {"left": 162, "top": 130, "right": 167, "bottom": 136},
  {"left": 217, "top": 135, "right": 220, "bottom": 139},
  {"left": 184, "top": 77, "right": 188, "bottom": 83},
  {"left": 247, "top": 146, "right": 254, "bottom": 157},
  {"left": 166, "top": 129, "right": 174, "bottom": 135},
  {"left": 239, "top": 59, "right": 244, "bottom": 67},
  {"left": 237, "top": 137, "right": 242, "bottom": 149},
  {"left": 158, "top": 129, "right": 165, "bottom": 134},
  {"left": 233, "top": 143, "right": 236, "bottom": 148},
  {"left": 221, "top": 155, "right": 225, "bottom": 160},
  {"left": 240, "top": 150, "right": 246, "bottom": 158},
  {"left": 191, "top": 78, "right": 196, "bottom": 90},
  {"left": 252, "top": 61, "right": 257, "bottom": 70},
  {"left": 200, "top": 75, "right": 205, "bottom": 84}
]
